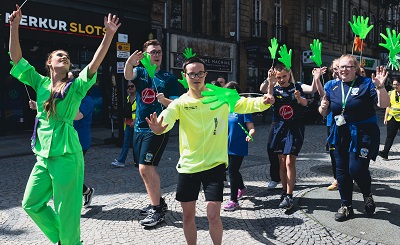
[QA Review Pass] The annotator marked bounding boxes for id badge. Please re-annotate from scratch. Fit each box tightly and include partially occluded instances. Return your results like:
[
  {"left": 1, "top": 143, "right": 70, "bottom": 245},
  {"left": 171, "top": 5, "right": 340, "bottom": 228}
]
[{"left": 334, "top": 114, "right": 346, "bottom": 126}]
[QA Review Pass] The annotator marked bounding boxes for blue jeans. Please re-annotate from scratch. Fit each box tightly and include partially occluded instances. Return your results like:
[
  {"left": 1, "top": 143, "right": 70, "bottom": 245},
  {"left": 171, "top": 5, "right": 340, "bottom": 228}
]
[
  {"left": 334, "top": 125, "right": 377, "bottom": 206},
  {"left": 117, "top": 125, "right": 134, "bottom": 163}
]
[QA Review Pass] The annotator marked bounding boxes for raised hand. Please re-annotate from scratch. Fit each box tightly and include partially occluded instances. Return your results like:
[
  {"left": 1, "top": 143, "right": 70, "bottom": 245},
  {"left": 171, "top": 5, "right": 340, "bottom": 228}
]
[
  {"left": 145, "top": 112, "right": 168, "bottom": 134},
  {"left": 201, "top": 83, "right": 240, "bottom": 112},
  {"left": 104, "top": 13, "right": 121, "bottom": 35},
  {"left": 126, "top": 50, "right": 144, "bottom": 66},
  {"left": 8, "top": 4, "right": 22, "bottom": 26},
  {"left": 371, "top": 66, "right": 388, "bottom": 87}
]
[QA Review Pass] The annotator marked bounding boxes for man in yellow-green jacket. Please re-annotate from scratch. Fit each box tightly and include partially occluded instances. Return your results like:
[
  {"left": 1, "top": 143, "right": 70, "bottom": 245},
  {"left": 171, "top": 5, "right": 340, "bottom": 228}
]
[{"left": 146, "top": 57, "right": 274, "bottom": 245}]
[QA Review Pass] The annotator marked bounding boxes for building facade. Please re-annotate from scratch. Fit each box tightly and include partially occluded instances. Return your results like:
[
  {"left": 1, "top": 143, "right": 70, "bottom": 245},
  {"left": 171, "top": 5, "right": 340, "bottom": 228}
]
[
  {"left": 1, "top": 0, "right": 400, "bottom": 136},
  {"left": 0, "top": 0, "right": 153, "bottom": 136}
]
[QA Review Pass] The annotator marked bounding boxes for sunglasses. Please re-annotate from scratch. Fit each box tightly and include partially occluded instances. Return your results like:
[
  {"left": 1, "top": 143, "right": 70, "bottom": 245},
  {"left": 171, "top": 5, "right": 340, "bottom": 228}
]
[{"left": 128, "top": 85, "right": 135, "bottom": 88}]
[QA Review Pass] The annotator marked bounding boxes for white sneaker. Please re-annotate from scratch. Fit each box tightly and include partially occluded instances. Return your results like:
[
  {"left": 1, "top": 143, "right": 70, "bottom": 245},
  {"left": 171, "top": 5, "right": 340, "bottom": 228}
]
[
  {"left": 111, "top": 159, "right": 125, "bottom": 168},
  {"left": 267, "top": 181, "right": 279, "bottom": 189}
]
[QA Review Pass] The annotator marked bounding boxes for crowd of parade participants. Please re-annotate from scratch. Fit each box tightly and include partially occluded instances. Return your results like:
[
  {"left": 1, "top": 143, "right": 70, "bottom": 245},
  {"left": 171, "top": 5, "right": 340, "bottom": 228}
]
[{"left": 8, "top": 4, "right": 400, "bottom": 245}]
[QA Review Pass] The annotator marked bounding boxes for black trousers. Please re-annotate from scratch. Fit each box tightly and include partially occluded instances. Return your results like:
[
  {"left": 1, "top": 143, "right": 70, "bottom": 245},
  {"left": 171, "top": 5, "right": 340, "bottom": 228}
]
[
  {"left": 267, "top": 122, "right": 280, "bottom": 182},
  {"left": 382, "top": 117, "right": 400, "bottom": 154}
]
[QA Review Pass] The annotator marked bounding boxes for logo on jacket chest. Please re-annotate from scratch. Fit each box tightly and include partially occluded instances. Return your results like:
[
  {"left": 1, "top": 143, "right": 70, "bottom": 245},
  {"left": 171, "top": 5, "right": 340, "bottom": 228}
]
[
  {"left": 279, "top": 105, "right": 294, "bottom": 119},
  {"left": 142, "top": 88, "right": 156, "bottom": 104}
]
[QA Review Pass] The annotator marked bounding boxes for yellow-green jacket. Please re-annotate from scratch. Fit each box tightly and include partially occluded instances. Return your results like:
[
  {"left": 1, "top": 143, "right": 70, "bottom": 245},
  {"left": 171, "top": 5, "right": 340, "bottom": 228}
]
[{"left": 158, "top": 93, "right": 271, "bottom": 174}]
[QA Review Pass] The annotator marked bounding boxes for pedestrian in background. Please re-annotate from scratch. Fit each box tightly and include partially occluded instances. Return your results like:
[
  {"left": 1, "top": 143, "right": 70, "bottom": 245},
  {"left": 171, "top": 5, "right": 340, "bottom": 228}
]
[
  {"left": 319, "top": 54, "right": 390, "bottom": 222},
  {"left": 223, "top": 81, "right": 255, "bottom": 211},
  {"left": 379, "top": 78, "right": 400, "bottom": 161},
  {"left": 111, "top": 81, "right": 137, "bottom": 167},
  {"left": 9, "top": 4, "right": 120, "bottom": 244}
]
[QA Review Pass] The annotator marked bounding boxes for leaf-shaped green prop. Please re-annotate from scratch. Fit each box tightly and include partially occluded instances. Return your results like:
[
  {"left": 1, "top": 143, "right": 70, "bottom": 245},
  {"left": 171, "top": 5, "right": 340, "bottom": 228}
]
[
  {"left": 277, "top": 44, "right": 292, "bottom": 70},
  {"left": 310, "top": 39, "right": 322, "bottom": 67},
  {"left": 379, "top": 28, "right": 400, "bottom": 70},
  {"left": 268, "top": 38, "right": 279, "bottom": 59},
  {"left": 201, "top": 83, "right": 240, "bottom": 112},
  {"left": 178, "top": 71, "right": 188, "bottom": 89},
  {"left": 141, "top": 52, "right": 157, "bottom": 78},
  {"left": 183, "top": 47, "right": 196, "bottom": 59},
  {"left": 348, "top": 15, "right": 374, "bottom": 39}
]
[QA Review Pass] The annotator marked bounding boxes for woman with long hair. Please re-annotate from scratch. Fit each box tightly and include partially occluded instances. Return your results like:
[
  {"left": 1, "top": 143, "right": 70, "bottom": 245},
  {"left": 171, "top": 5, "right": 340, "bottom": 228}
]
[{"left": 8, "top": 4, "right": 120, "bottom": 244}]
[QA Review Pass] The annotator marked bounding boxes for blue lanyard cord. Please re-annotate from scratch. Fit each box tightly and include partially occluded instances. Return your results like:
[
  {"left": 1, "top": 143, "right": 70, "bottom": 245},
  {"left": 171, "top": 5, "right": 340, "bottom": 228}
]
[{"left": 340, "top": 79, "right": 356, "bottom": 113}]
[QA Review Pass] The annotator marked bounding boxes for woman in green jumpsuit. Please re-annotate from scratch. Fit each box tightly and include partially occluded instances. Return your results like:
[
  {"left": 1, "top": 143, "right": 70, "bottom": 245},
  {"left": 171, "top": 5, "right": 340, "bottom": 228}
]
[{"left": 8, "top": 5, "right": 120, "bottom": 245}]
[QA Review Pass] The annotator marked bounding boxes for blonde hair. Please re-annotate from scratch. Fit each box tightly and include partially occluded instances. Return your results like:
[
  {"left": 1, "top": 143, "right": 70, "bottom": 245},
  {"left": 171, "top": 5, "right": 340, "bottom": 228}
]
[
  {"left": 43, "top": 50, "right": 70, "bottom": 119},
  {"left": 339, "top": 54, "right": 361, "bottom": 76}
]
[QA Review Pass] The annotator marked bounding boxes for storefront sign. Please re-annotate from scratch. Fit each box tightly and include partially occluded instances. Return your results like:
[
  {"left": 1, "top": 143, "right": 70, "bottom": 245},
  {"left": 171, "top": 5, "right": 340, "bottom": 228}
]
[
  {"left": 172, "top": 53, "right": 232, "bottom": 72},
  {"left": 4, "top": 12, "right": 105, "bottom": 38}
]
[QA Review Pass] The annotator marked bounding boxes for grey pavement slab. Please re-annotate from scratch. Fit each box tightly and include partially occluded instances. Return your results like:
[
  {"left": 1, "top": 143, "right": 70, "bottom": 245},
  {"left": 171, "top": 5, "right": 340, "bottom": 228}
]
[{"left": 0, "top": 117, "right": 400, "bottom": 244}]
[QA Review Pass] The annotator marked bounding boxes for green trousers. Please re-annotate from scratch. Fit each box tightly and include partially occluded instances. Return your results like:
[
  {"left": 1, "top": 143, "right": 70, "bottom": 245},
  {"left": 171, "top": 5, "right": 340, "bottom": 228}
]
[{"left": 22, "top": 152, "right": 84, "bottom": 245}]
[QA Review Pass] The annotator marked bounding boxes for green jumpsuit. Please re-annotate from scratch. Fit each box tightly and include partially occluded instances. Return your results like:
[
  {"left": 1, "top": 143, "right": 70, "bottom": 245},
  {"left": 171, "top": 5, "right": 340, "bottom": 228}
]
[{"left": 10, "top": 58, "right": 96, "bottom": 245}]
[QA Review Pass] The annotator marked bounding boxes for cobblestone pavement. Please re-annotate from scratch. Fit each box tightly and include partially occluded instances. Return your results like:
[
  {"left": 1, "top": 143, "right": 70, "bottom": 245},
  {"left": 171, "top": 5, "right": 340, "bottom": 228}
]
[{"left": 1, "top": 120, "right": 399, "bottom": 244}]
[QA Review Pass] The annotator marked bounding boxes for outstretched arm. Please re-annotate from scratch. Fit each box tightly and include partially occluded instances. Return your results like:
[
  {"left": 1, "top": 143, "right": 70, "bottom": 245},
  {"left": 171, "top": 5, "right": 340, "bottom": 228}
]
[
  {"left": 8, "top": 4, "right": 22, "bottom": 65},
  {"left": 88, "top": 14, "right": 121, "bottom": 78}
]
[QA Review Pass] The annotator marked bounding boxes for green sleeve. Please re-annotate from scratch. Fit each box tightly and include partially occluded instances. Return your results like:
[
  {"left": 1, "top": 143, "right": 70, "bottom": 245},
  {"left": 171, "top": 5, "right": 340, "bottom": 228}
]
[{"left": 10, "top": 58, "right": 46, "bottom": 92}]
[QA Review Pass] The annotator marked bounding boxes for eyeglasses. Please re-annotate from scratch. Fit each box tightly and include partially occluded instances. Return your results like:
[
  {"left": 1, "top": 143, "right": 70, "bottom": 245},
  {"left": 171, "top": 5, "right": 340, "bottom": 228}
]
[
  {"left": 186, "top": 71, "right": 206, "bottom": 79},
  {"left": 147, "top": 50, "right": 162, "bottom": 56},
  {"left": 393, "top": 84, "right": 399, "bottom": 87},
  {"left": 339, "top": 65, "right": 355, "bottom": 70},
  {"left": 128, "top": 85, "right": 135, "bottom": 88}
]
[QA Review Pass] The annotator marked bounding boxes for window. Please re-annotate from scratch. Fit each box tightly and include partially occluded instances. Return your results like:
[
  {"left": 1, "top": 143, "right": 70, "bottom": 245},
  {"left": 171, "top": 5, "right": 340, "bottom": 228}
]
[
  {"left": 319, "top": 9, "right": 326, "bottom": 34},
  {"left": 253, "top": 0, "right": 262, "bottom": 37},
  {"left": 171, "top": 0, "right": 182, "bottom": 30},
  {"left": 306, "top": 6, "right": 312, "bottom": 32},
  {"left": 192, "top": 0, "right": 203, "bottom": 33},
  {"left": 332, "top": 0, "right": 337, "bottom": 12},
  {"left": 212, "top": 0, "right": 221, "bottom": 35},
  {"left": 330, "top": 12, "right": 337, "bottom": 36},
  {"left": 370, "top": 15, "right": 376, "bottom": 44},
  {"left": 274, "top": 0, "right": 282, "bottom": 39}
]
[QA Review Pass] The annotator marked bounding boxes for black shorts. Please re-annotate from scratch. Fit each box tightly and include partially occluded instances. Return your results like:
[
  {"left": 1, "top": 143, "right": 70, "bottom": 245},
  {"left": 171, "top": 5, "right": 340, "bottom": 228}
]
[
  {"left": 133, "top": 131, "right": 169, "bottom": 167},
  {"left": 176, "top": 164, "right": 225, "bottom": 202}
]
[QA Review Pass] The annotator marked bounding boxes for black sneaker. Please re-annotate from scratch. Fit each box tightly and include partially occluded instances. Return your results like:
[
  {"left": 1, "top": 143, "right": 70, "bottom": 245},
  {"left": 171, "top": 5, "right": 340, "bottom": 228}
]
[
  {"left": 139, "top": 209, "right": 164, "bottom": 227},
  {"left": 363, "top": 194, "right": 376, "bottom": 215},
  {"left": 280, "top": 191, "right": 287, "bottom": 202},
  {"left": 140, "top": 198, "right": 168, "bottom": 215},
  {"left": 334, "top": 205, "right": 354, "bottom": 222},
  {"left": 83, "top": 188, "right": 94, "bottom": 208},
  {"left": 378, "top": 151, "right": 389, "bottom": 160},
  {"left": 279, "top": 195, "right": 293, "bottom": 210}
]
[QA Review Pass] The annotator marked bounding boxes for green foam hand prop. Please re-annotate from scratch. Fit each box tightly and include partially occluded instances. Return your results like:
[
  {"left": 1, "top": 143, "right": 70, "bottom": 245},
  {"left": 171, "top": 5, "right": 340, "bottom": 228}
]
[
  {"left": 268, "top": 38, "right": 279, "bottom": 59},
  {"left": 349, "top": 15, "right": 374, "bottom": 39},
  {"left": 201, "top": 83, "right": 240, "bottom": 113},
  {"left": 379, "top": 28, "right": 400, "bottom": 70},
  {"left": 310, "top": 39, "right": 322, "bottom": 67},
  {"left": 178, "top": 71, "right": 188, "bottom": 89},
  {"left": 183, "top": 47, "right": 196, "bottom": 59},
  {"left": 141, "top": 52, "right": 157, "bottom": 78},
  {"left": 278, "top": 44, "right": 292, "bottom": 70}
]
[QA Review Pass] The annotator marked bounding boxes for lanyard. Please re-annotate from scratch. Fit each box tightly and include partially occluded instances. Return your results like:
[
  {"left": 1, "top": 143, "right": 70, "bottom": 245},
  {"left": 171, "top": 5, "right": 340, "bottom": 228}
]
[{"left": 340, "top": 79, "right": 356, "bottom": 113}]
